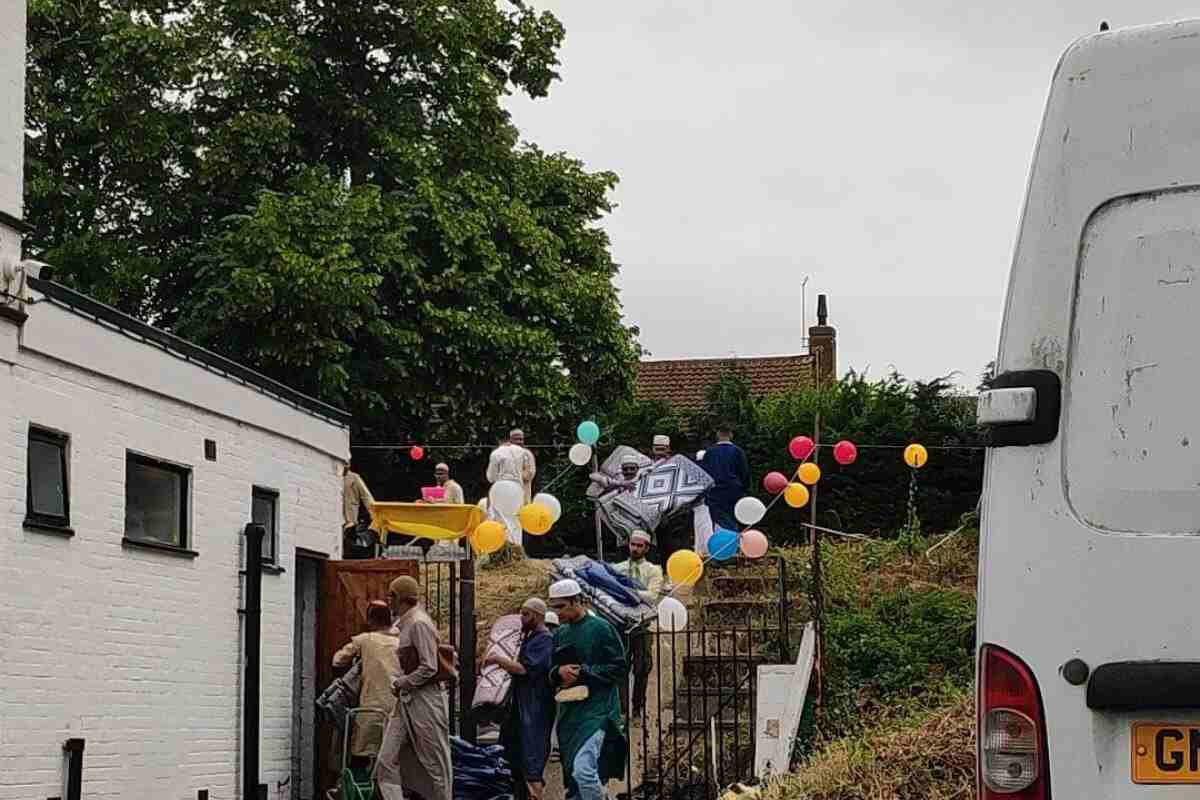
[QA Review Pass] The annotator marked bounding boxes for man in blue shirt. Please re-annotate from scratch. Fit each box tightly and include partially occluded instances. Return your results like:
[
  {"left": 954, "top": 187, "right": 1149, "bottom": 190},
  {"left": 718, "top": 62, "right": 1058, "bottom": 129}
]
[{"left": 699, "top": 424, "right": 751, "bottom": 532}]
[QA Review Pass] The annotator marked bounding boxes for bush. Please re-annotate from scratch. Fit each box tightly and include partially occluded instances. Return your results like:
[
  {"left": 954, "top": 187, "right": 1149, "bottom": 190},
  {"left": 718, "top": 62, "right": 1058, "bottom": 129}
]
[
  {"left": 826, "top": 588, "right": 975, "bottom": 694},
  {"left": 789, "top": 570, "right": 977, "bottom": 755},
  {"left": 599, "top": 368, "right": 984, "bottom": 546}
]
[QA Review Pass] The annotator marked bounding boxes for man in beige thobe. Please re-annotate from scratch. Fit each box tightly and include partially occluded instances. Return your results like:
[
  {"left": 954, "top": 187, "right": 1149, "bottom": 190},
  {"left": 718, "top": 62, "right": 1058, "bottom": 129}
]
[
  {"left": 431, "top": 463, "right": 465, "bottom": 505},
  {"left": 377, "top": 576, "right": 453, "bottom": 800},
  {"left": 343, "top": 461, "right": 377, "bottom": 558}
]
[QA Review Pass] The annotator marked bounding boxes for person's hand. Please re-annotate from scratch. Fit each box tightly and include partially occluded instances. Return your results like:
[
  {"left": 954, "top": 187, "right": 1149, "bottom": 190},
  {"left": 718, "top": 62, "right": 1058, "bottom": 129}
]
[
  {"left": 559, "top": 664, "right": 581, "bottom": 687},
  {"left": 484, "top": 653, "right": 499, "bottom": 668}
]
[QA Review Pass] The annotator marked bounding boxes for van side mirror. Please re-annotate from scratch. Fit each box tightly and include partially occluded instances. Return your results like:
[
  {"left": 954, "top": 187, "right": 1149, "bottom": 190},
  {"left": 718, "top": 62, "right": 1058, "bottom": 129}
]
[{"left": 978, "top": 369, "right": 1062, "bottom": 446}]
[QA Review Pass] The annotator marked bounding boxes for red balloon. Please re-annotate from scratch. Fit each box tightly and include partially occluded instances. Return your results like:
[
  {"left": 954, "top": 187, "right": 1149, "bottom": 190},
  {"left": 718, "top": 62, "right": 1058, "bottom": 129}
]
[
  {"left": 789, "top": 435, "right": 815, "bottom": 461},
  {"left": 762, "top": 471, "right": 789, "bottom": 494},
  {"left": 833, "top": 440, "right": 858, "bottom": 466},
  {"left": 410, "top": 445, "right": 425, "bottom": 461}
]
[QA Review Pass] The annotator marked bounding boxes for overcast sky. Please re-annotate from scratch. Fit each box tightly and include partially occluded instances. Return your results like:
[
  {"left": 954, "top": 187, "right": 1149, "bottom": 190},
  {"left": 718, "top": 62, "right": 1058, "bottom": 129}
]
[{"left": 506, "top": 3, "right": 1199, "bottom": 389}]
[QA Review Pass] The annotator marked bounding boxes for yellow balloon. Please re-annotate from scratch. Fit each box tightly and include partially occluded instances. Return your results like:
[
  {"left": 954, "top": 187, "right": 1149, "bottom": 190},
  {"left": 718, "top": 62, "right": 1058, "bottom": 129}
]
[
  {"left": 518, "top": 502, "right": 554, "bottom": 536},
  {"left": 471, "top": 520, "right": 506, "bottom": 554},
  {"left": 667, "top": 549, "right": 704, "bottom": 586},
  {"left": 904, "top": 443, "right": 929, "bottom": 469},
  {"left": 797, "top": 462, "right": 822, "bottom": 485},
  {"left": 784, "top": 482, "right": 810, "bottom": 509}
]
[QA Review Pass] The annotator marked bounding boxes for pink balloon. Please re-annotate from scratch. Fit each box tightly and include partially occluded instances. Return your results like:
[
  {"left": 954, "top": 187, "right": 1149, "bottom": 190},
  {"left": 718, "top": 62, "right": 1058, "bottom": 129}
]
[
  {"left": 741, "top": 529, "right": 769, "bottom": 559},
  {"left": 789, "top": 435, "right": 815, "bottom": 461},
  {"left": 833, "top": 440, "right": 858, "bottom": 465},
  {"left": 762, "top": 471, "right": 788, "bottom": 494}
]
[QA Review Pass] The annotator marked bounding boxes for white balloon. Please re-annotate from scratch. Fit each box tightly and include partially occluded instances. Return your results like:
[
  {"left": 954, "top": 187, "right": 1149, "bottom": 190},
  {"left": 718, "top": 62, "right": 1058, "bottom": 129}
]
[
  {"left": 489, "top": 480, "right": 524, "bottom": 516},
  {"left": 657, "top": 597, "right": 688, "bottom": 631},
  {"left": 568, "top": 443, "right": 593, "bottom": 466},
  {"left": 534, "top": 492, "right": 562, "bottom": 523},
  {"left": 735, "top": 496, "right": 767, "bottom": 526}
]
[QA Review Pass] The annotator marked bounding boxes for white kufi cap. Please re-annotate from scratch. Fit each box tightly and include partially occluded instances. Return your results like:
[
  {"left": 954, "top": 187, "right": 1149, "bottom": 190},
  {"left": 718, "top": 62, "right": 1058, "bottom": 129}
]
[
  {"left": 653, "top": 435, "right": 670, "bottom": 446},
  {"left": 549, "top": 578, "right": 583, "bottom": 599},
  {"left": 630, "top": 530, "right": 651, "bottom": 545}
]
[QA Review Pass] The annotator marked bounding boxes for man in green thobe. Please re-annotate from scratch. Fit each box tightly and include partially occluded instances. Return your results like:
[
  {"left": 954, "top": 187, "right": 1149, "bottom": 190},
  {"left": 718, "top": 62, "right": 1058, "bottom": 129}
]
[{"left": 547, "top": 578, "right": 628, "bottom": 800}]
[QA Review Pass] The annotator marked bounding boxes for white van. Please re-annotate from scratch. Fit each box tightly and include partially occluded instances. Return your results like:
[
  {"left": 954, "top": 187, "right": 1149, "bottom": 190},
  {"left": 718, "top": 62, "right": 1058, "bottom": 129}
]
[{"left": 976, "top": 19, "right": 1200, "bottom": 799}]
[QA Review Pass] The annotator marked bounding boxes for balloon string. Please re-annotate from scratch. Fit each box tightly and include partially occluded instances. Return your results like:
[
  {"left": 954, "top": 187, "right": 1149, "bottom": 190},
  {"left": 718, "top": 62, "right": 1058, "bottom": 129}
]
[
  {"left": 662, "top": 454, "right": 818, "bottom": 600},
  {"left": 351, "top": 442, "right": 986, "bottom": 452},
  {"left": 538, "top": 462, "right": 580, "bottom": 495}
]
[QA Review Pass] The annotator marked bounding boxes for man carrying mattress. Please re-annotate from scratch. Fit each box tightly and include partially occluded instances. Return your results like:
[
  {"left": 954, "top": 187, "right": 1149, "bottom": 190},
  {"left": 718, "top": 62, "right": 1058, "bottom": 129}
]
[
  {"left": 547, "top": 579, "right": 627, "bottom": 800},
  {"left": 489, "top": 598, "right": 555, "bottom": 800}
]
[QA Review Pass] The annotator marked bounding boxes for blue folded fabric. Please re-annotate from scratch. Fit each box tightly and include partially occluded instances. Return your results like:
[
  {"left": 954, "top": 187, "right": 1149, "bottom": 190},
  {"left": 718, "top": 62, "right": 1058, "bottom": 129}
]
[
  {"left": 576, "top": 561, "right": 640, "bottom": 607},
  {"left": 452, "top": 736, "right": 513, "bottom": 800}
]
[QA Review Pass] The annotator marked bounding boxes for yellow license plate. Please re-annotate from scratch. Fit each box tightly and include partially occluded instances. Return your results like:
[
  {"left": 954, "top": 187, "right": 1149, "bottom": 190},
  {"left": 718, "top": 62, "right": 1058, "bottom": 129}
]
[{"left": 1133, "top": 723, "right": 1200, "bottom": 784}]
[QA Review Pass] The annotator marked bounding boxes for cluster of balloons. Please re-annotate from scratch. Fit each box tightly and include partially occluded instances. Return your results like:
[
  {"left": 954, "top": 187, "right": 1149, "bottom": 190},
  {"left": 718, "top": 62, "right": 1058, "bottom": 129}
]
[
  {"left": 653, "top": 435, "right": 931, "bottom": 631},
  {"left": 568, "top": 420, "right": 601, "bottom": 466},
  {"left": 470, "top": 482, "right": 563, "bottom": 555}
]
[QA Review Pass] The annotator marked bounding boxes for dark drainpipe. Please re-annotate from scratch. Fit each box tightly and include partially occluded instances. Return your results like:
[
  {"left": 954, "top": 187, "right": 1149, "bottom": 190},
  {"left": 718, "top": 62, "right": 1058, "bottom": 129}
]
[
  {"left": 243, "top": 523, "right": 265, "bottom": 800},
  {"left": 63, "top": 738, "right": 84, "bottom": 800}
]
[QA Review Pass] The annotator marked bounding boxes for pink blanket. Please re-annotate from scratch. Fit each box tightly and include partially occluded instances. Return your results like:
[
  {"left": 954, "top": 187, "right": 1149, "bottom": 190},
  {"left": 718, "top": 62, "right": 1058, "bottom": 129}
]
[{"left": 472, "top": 614, "right": 523, "bottom": 716}]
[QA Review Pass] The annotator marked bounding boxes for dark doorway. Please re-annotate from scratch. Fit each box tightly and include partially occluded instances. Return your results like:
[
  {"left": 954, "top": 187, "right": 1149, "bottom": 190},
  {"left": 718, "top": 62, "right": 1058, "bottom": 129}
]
[{"left": 292, "top": 550, "right": 324, "bottom": 799}]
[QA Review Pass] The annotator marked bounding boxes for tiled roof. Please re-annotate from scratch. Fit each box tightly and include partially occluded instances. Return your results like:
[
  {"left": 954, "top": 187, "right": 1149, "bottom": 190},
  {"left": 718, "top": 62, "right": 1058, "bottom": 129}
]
[{"left": 635, "top": 354, "right": 817, "bottom": 413}]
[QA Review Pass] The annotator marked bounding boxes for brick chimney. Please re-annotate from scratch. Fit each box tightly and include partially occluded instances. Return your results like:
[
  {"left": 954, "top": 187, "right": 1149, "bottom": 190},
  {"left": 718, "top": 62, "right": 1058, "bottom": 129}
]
[{"left": 808, "top": 294, "right": 836, "bottom": 387}]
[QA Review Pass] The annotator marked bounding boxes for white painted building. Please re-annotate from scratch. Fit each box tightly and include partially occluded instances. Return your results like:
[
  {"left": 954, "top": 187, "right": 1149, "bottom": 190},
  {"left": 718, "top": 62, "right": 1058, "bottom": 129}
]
[{"left": 0, "top": 6, "right": 350, "bottom": 798}]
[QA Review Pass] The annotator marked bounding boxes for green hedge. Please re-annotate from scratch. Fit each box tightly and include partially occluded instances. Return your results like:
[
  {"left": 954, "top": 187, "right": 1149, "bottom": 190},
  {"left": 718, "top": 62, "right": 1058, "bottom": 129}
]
[{"left": 356, "top": 368, "right": 985, "bottom": 552}]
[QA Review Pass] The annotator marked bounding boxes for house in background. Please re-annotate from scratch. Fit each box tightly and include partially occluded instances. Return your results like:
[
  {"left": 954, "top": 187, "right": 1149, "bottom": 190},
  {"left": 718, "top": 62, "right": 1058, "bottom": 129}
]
[
  {"left": 635, "top": 294, "right": 837, "bottom": 416},
  {"left": 0, "top": 7, "right": 349, "bottom": 797}
]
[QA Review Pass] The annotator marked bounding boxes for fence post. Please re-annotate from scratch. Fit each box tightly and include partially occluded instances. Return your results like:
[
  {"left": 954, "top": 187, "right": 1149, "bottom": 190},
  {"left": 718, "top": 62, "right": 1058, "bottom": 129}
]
[{"left": 459, "top": 543, "right": 478, "bottom": 743}]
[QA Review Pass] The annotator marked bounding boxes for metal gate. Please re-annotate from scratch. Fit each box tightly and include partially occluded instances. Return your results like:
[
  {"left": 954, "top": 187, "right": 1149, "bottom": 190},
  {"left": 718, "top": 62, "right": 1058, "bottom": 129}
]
[{"left": 622, "top": 556, "right": 791, "bottom": 800}]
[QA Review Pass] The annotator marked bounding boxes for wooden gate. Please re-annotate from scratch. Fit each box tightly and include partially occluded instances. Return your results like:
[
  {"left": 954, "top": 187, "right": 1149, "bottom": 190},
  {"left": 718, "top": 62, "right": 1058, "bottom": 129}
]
[
  {"left": 314, "top": 554, "right": 477, "bottom": 795},
  {"left": 316, "top": 559, "right": 420, "bottom": 793}
]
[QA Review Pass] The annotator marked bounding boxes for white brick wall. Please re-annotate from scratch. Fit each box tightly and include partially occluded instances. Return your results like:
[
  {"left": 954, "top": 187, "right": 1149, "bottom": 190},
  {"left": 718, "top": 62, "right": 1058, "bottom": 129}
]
[
  {"left": 0, "top": 0, "right": 25, "bottom": 225},
  {"left": 0, "top": 299, "right": 348, "bottom": 799}
]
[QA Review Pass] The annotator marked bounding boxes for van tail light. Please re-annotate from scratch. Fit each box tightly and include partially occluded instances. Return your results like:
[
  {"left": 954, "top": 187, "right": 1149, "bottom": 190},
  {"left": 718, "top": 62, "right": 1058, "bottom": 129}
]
[{"left": 979, "top": 644, "right": 1050, "bottom": 798}]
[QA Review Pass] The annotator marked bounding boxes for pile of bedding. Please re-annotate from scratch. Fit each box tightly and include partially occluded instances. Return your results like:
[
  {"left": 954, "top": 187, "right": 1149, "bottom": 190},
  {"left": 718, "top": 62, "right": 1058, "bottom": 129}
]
[
  {"left": 588, "top": 446, "right": 713, "bottom": 544},
  {"left": 550, "top": 555, "right": 656, "bottom": 633}
]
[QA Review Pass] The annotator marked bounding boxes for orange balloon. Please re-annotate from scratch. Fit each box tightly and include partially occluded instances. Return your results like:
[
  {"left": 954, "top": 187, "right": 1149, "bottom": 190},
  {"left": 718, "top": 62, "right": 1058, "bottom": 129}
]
[
  {"left": 784, "top": 483, "right": 810, "bottom": 509},
  {"left": 797, "top": 462, "right": 822, "bottom": 485}
]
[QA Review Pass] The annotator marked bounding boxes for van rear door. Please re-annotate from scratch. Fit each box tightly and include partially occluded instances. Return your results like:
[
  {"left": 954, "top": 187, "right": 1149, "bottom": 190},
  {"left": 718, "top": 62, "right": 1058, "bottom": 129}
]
[{"left": 978, "top": 20, "right": 1200, "bottom": 798}]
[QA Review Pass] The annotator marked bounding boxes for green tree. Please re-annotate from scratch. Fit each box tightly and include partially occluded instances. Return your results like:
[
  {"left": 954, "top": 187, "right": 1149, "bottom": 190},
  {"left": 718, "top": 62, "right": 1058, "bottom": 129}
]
[{"left": 25, "top": 0, "right": 639, "bottom": 449}]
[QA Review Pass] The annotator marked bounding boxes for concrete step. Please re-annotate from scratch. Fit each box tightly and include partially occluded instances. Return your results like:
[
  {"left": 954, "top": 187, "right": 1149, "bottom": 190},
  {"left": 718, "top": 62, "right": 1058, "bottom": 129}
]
[
  {"left": 671, "top": 691, "right": 756, "bottom": 723},
  {"left": 681, "top": 653, "right": 767, "bottom": 683}
]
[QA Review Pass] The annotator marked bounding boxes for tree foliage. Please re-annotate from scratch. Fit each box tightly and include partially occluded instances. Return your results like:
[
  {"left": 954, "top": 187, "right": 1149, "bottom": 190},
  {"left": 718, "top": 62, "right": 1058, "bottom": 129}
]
[{"left": 25, "top": 0, "right": 639, "bottom": 445}]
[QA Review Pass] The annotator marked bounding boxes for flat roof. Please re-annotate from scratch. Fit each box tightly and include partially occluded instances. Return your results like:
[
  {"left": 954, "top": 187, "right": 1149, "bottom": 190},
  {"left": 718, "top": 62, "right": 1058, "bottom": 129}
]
[{"left": 28, "top": 274, "right": 352, "bottom": 427}]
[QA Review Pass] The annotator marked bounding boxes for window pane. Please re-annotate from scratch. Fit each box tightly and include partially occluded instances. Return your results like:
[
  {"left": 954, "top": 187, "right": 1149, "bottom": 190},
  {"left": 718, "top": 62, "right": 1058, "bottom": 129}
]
[
  {"left": 29, "top": 439, "right": 65, "bottom": 518},
  {"left": 252, "top": 493, "right": 276, "bottom": 561},
  {"left": 126, "top": 460, "right": 184, "bottom": 546}
]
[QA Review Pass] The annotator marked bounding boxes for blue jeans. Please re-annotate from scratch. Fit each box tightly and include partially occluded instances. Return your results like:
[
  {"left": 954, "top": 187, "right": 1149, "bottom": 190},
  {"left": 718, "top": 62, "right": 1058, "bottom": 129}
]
[{"left": 569, "top": 729, "right": 606, "bottom": 800}]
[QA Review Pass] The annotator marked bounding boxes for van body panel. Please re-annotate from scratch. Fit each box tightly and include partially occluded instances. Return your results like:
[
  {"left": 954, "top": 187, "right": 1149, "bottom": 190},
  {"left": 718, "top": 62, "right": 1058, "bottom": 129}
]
[{"left": 981, "top": 19, "right": 1200, "bottom": 797}]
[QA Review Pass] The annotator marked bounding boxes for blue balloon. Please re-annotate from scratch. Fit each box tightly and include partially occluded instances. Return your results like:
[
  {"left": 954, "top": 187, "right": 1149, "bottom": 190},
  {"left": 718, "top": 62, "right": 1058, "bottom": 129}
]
[
  {"left": 577, "top": 420, "right": 601, "bottom": 446},
  {"left": 709, "top": 528, "right": 739, "bottom": 562}
]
